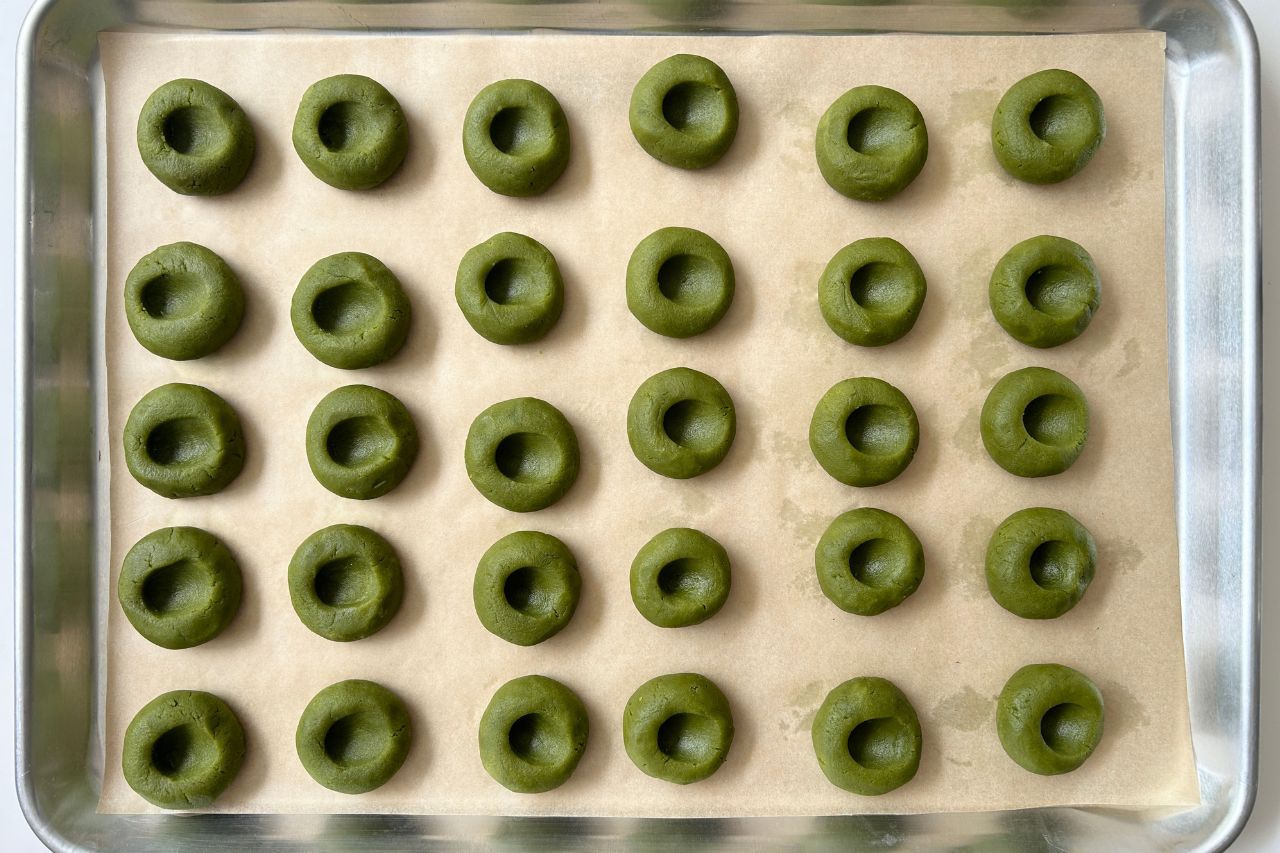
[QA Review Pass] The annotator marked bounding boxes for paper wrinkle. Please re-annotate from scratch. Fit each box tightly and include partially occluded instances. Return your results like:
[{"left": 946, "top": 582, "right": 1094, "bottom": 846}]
[{"left": 99, "top": 30, "right": 1197, "bottom": 816}]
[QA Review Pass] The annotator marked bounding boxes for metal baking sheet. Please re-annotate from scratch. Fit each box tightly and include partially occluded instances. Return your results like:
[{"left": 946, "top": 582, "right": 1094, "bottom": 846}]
[{"left": 16, "top": 0, "right": 1260, "bottom": 850}]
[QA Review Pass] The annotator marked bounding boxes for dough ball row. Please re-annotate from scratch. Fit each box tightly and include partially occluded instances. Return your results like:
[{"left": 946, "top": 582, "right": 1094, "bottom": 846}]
[
  {"left": 119, "top": 492, "right": 1098, "bottom": 657},
  {"left": 119, "top": 358, "right": 1090, "bottom": 508},
  {"left": 123, "top": 229, "right": 1100, "bottom": 368},
  {"left": 135, "top": 60, "right": 1104, "bottom": 199},
  {"left": 121, "top": 663, "right": 1104, "bottom": 808}
]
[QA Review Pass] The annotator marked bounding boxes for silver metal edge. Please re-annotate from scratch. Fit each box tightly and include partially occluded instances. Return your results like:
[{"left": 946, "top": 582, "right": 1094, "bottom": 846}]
[
  {"left": 1199, "top": 0, "right": 1263, "bottom": 851},
  {"left": 13, "top": 0, "right": 93, "bottom": 849}
]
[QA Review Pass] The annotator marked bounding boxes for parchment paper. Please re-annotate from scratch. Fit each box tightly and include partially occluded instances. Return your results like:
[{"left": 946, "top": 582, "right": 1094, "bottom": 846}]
[{"left": 99, "top": 30, "right": 1198, "bottom": 815}]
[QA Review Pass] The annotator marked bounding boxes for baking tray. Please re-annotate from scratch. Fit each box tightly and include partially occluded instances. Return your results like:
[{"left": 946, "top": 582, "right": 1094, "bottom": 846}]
[{"left": 14, "top": 0, "right": 1260, "bottom": 850}]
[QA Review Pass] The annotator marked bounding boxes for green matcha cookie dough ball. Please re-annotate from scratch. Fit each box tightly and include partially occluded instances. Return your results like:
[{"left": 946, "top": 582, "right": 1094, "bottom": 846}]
[
  {"left": 992, "top": 69, "right": 1105, "bottom": 185},
  {"left": 996, "top": 663, "right": 1104, "bottom": 775},
  {"left": 630, "top": 527, "right": 731, "bottom": 628},
  {"left": 296, "top": 679, "right": 412, "bottom": 794},
  {"left": 811, "top": 676, "right": 921, "bottom": 795},
  {"left": 291, "top": 251, "right": 411, "bottom": 369},
  {"left": 118, "top": 526, "right": 242, "bottom": 649},
  {"left": 473, "top": 530, "right": 581, "bottom": 646},
  {"left": 816, "top": 85, "right": 928, "bottom": 202},
  {"left": 816, "top": 508, "right": 924, "bottom": 616},
  {"left": 136, "top": 79, "right": 255, "bottom": 196},
  {"left": 455, "top": 232, "right": 564, "bottom": 345},
  {"left": 124, "top": 242, "right": 244, "bottom": 361},
  {"left": 819, "top": 237, "right": 926, "bottom": 346},
  {"left": 479, "top": 674, "right": 589, "bottom": 793},
  {"left": 623, "top": 673, "right": 734, "bottom": 784},
  {"left": 990, "top": 235, "right": 1100, "bottom": 348},
  {"left": 986, "top": 508, "right": 1096, "bottom": 619},
  {"left": 463, "top": 79, "right": 570, "bottom": 197},
  {"left": 809, "top": 377, "right": 918, "bottom": 487},
  {"left": 981, "top": 367, "right": 1088, "bottom": 478},
  {"left": 122, "top": 689, "right": 246, "bottom": 809},
  {"left": 627, "top": 227, "right": 735, "bottom": 338},
  {"left": 292, "top": 74, "right": 408, "bottom": 190},
  {"left": 289, "top": 524, "right": 404, "bottom": 642},
  {"left": 628, "top": 367, "right": 735, "bottom": 479},
  {"left": 629, "top": 54, "right": 739, "bottom": 170},
  {"left": 465, "top": 397, "right": 580, "bottom": 512},
  {"left": 124, "top": 383, "right": 245, "bottom": 499},
  {"left": 306, "top": 384, "right": 419, "bottom": 500}
]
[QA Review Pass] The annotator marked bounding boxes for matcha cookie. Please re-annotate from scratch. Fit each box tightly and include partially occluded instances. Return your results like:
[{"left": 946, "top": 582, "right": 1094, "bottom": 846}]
[
  {"left": 627, "top": 227, "right": 735, "bottom": 338},
  {"left": 816, "top": 85, "right": 928, "bottom": 201},
  {"left": 455, "top": 232, "right": 564, "bottom": 345},
  {"left": 123, "top": 383, "right": 245, "bottom": 499},
  {"left": 137, "top": 79, "right": 255, "bottom": 196},
  {"left": 289, "top": 524, "right": 404, "bottom": 642},
  {"left": 990, "top": 236, "right": 1100, "bottom": 348},
  {"left": 809, "top": 377, "right": 918, "bottom": 487},
  {"left": 296, "top": 679, "right": 412, "bottom": 793},
  {"left": 118, "top": 526, "right": 242, "bottom": 650},
  {"left": 479, "top": 674, "right": 589, "bottom": 793},
  {"left": 627, "top": 367, "right": 736, "bottom": 479},
  {"left": 465, "top": 397, "right": 580, "bottom": 512},
  {"left": 306, "top": 384, "right": 419, "bottom": 499},
  {"left": 473, "top": 530, "right": 581, "bottom": 646},
  {"left": 292, "top": 74, "right": 408, "bottom": 190},
  {"left": 997, "top": 663, "right": 1104, "bottom": 775},
  {"left": 122, "top": 689, "right": 246, "bottom": 809},
  {"left": 986, "top": 508, "right": 1096, "bottom": 619},
  {"left": 993, "top": 69, "right": 1105, "bottom": 184},
  {"left": 816, "top": 508, "right": 924, "bottom": 616},
  {"left": 812, "top": 676, "right": 921, "bottom": 795},
  {"left": 124, "top": 242, "right": 244, "bottom": 361},
  {"left": 291, "top": 251, "right": 411, "bottom": 369},
  {"left": 819, "top": 237, "right": 927, "bottom": 346},
  {"left": 464, "top": 79, "right": 570, "bottom": 197},
  {"left": 630, "top": 527, "right": 731, "bottom": 628},
  {"left": 623, "top": 673, "right": 734, "bottom": 784},
  {"left": 629, "top": 54, "right": 739, "bottom": 169},
  {"left": 981, "top": 367, "right": 1088, "bottom": 477}
]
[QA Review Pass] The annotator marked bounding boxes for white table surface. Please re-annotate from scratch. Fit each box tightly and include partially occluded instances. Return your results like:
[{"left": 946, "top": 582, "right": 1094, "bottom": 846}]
[{"left": 2, "top": 0, "right": 1275, "bottom": 849}]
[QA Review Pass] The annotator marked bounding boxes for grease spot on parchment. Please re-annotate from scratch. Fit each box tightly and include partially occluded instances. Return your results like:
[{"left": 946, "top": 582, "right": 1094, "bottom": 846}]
[
  {"left": 780, "top": 498, "right": 828, "bottom": 547},
  {"left": 779, "top": 101, "right": 817, "bottom": 174},
  {"left": 1105, "top": 536, "right": 1145, "bottom": 576},
  {"left": 952, "top": 407, "right": 981, "bottom": 457},
  {"left": 951, "top": 137, "right": 1002, "bottom": 191},
  {"left": 954, "top": 514, "right": 995, "bottom": 601},
  {"left": 770, "top": 429, "right": 811, "bottom": 468},
  {"left": 785, "top": 260, "right": 824, "bottom": 330},
  {"left": 680, "top": 488, "right": 712, "bottom": 519},
  {"left": 954, "top": 250, "right": 994, "bottom": 321},
  {"left": 782, "top": 509, "right": 824, "bottom": 606},
  {"left": 780, "top": 147, "right": 811, "bottom": 179},
  {"left": 1095, "top": 678, "right": 1152, "bottom": 736},
  {"left": 1121, "top": 156, "right": 1156, "bottom": 188},
  {"left": 932, "top": 686, "right": 994, "bottom": 733},
  {"left": 1114, "top": 338, "right": 1142, "bottom": 379},
  {"left": 964, "top": 328, "right": 1012, "bottom": 386},
  {"left": 779, "top": 679, "right": 825, "bottom": 733},
  {"left": 948, "top": 89, "right": 1001, "bottom": 129},
  {"left": 943, "top": 91, "right": 1001, "bottom": 190},
  {"left": 786, "top": 563, "right": 823, "bottom": 605}
]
